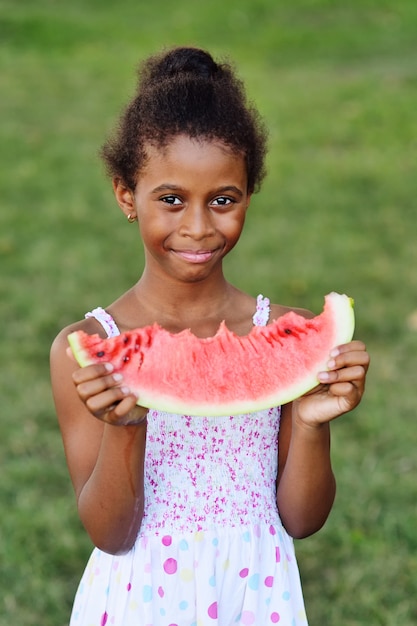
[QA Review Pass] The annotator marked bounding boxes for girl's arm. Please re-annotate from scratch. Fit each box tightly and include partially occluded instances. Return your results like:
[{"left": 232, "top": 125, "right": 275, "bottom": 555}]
[
  {"left": 50, "top": 324, "right": 148, "bottom": 555},
  {"left": 276, "top": 340, "right": 370, "bottom": 539}
]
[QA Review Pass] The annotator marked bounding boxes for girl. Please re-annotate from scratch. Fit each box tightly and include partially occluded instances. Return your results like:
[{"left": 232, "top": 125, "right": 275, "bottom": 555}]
[{"left": 51, "top": 47, "right": 369, "bottom": 626}]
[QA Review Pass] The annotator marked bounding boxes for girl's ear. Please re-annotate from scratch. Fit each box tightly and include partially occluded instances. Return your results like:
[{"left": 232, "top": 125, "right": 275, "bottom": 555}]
[{"left": 113, "top": 178, "right": 136, "bottom": 219}]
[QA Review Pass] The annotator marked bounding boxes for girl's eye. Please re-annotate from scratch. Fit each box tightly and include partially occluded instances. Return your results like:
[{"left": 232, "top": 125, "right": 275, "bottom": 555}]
[
  {"left": 212, "top": 196, "right": 234, "bottom": 207},
  {"left": 161, "top": 195, "right": 182, "bottom": 205}
]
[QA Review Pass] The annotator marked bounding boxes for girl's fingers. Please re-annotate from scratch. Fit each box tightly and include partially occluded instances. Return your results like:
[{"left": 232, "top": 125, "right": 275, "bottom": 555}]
[
  {"left": 70, "top": 362, "right": 144, "bottom": 422},
  {"left": 84, "top": 386, "right": 133, "bottom": 415},
  {"left": 91, "top": 394, "right": 148, "bottom": 426},
  {"left": 318, "top": 342, "right": 370, "bottom": 381},
  {"left": 108, "top": 399, "right": 148, "bottom": 425},
  {"left": 66, "top": 346, "right": 76, "bottom": 362},
  {"left": 66, "top": 345, "right": 149, "bottom": 423},
  {"left": 331, "top": 340, "right": 366, "bottom": 354},
  {"left": 71, "top": 362, "right": 114, "bottom": 385},
  {"left": 328, "top": 342, "right": 370, "bottom": 369},
  {"left": 296, "top": 340, "right": 370, "bottom": 425},
  {"left": 75, "top": 372, "right": 124, "bottom": 401},
  {"left": 318, "top": 364, "right": 366, "bottom": 385}
]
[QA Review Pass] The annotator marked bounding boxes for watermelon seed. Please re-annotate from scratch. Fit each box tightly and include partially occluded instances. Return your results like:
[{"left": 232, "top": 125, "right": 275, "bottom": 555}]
[
  {"left": 123, "top": 356, "right": 130, "bottom": 362},
  {"left": 96, "top": 351, "right": 105, "bottom": 357},
  {"left": 284, "top": 329, "right": 292, "bottom": 334}
]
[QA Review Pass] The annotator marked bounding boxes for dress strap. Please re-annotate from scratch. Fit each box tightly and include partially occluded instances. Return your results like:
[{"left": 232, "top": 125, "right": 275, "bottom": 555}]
[
  {"left": 252, "top": 294, "right": 270, "bottom": 327},
  {"left": 85, "top": 307, "right": 120, "bottom": 338}
]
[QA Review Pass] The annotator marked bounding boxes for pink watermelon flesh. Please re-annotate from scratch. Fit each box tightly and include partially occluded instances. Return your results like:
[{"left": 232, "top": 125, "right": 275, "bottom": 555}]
[{"left": 67, "top": 292, "right": 354, "bottom": 416}]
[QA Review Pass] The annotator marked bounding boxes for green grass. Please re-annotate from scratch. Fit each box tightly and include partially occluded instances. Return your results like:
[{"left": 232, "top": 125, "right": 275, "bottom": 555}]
[{"left": 1, "top": 0, "right": 416, "bottom": 623}]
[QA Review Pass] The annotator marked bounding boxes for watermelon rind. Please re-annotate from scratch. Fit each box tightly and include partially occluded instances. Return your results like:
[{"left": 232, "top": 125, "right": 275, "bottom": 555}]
[{"left": 68, "top": 292, "right": 355, "bottom": 416}]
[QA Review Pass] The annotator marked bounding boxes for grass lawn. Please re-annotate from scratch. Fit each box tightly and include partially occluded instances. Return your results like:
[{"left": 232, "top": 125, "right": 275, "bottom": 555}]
[{"left": 1, "top": 0, "right": 416, "bottom": 623}]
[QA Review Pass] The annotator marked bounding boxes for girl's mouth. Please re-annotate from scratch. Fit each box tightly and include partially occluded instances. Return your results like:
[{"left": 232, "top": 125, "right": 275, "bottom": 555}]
[{"left": 173, "top": 249, "right": 216, "bottom": 263}]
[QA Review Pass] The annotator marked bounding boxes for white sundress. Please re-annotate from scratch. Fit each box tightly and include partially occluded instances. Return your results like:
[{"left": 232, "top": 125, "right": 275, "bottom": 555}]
[{"left": 70, "top": 295, "right": 308, "bottom": 626}]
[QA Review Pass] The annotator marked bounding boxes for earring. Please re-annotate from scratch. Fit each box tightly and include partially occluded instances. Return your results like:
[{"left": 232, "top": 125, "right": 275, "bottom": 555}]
[{"left": 127, "top": 213, "right": 137, "bottom": 223}]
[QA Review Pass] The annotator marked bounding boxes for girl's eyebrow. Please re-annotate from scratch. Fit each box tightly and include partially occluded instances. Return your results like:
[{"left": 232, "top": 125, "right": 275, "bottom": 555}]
[
  {"left": 151, "top": 183, "right": 183, "bottom": 193},
  {"left": 151, "top": 184, "right": 244, "bottom": 198},
  {"left": 215, "top": 185, "right": 244, "bottom": 198}
]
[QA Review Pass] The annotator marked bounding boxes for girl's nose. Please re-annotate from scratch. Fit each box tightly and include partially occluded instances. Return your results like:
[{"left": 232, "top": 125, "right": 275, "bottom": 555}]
[{"left": 178, "top": 205, "right": 216, "bottom": 239}]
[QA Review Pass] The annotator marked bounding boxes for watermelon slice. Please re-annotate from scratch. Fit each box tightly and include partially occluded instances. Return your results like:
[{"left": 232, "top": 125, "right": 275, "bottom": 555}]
[{"left": 68, "top": 292, "right": 354, "bottom": 416}]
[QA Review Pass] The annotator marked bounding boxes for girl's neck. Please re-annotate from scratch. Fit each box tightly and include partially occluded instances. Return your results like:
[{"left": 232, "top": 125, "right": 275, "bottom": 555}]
[
  {"left": 118, "top": 271, "right": 252, "bottom": 337},
  {"left": 138, "top": 269, "right": 229, "bottom": 312}
]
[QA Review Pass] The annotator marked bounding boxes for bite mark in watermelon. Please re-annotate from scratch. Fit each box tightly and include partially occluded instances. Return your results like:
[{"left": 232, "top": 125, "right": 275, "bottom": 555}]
[{"left": 68, "top": 292, "right": 354, "bottom": 416}]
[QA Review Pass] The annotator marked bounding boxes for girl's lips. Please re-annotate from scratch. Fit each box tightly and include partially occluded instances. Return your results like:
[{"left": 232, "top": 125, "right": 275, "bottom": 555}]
[{"left": 173, "top": 249, "right": 216, "bottom": 263}]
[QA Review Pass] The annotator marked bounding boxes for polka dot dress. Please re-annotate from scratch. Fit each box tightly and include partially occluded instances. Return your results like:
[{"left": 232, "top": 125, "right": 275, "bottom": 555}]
[{"left": 70, "top": 298, "right": 308, "bottom": 625}]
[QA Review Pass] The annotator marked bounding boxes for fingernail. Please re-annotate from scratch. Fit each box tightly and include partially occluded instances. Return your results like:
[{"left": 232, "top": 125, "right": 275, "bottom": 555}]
[
  {"left": 113, "top": 373, "right": 123, "bottom": 382},
  {"left": 104, "top": 363, "right": 114, "bottom": 372},
  {"left": 327, "top": 359, "right": 336, "bottom": 369},
  {"left": 329, "top": 348, "right": 339, "bottom": 357},
  {"left": 121, "top": 386, "right": 130, "bottom": 395},
  {"left": 318, "top": 371, "right": 330, "bottom": 382}
]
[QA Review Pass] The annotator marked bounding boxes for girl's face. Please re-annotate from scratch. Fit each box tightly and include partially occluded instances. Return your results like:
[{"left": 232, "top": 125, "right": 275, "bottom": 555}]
[{"left": 116, "top": 135, "right": 251, "bottom": 284}]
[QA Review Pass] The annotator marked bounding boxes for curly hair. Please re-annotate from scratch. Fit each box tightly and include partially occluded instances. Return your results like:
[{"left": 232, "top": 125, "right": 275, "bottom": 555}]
[{"left": 101, "top": 47, "right": 268, "bottom": 194}]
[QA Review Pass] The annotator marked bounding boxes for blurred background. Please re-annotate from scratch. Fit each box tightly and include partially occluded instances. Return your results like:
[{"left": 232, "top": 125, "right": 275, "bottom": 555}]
[{"left": 1, "top": 0, "right": 416, "bottom": 623}]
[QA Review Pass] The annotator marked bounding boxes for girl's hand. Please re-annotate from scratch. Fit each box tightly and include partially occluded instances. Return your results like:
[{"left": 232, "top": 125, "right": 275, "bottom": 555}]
[
  {"left": 68, "top": 350, "right": 148, "bottom": 426},
  {"left": 293, "top": 340, "right": 370, "bottom": 427}
]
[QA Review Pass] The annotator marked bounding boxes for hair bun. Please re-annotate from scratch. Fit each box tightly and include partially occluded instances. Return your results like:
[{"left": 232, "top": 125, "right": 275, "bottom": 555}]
[
  {"left": 104, "top": 46, "right": 267, "bottom": 194},
  {"left": 150, "top": 47, "right": 219, "bottom": 80}
]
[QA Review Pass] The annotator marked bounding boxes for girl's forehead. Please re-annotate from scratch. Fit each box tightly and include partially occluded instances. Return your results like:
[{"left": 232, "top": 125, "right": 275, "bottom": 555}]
[
  {"left": 137, "top": 136, "right": 247, "bottom": 189},
  {"left": 135, "top": 136, "right": 248, "bottom": 192}
]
